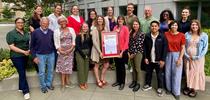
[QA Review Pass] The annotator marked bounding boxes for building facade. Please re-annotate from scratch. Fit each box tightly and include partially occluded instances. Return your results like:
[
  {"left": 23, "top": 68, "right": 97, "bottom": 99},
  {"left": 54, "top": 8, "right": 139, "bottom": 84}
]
[{"left": 66, "top": 0, "right": 210, "bottom": 27}]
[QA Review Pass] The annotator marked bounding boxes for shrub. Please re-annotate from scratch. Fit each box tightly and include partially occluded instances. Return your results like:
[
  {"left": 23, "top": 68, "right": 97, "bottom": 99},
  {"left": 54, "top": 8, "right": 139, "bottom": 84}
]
[{"left": 203, "top": 28, "right": 210, "bottom": 76}]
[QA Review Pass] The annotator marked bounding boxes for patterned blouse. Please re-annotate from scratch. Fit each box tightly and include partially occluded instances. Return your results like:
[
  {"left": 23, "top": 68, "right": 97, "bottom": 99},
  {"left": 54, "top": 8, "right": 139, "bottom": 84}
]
[{"left": 128, "top": 31, "right": 145, "bottom": 54}]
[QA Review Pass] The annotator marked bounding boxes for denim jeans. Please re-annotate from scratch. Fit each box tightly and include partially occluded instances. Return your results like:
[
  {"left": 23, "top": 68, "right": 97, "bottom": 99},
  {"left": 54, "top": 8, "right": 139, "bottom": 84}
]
[
  {"left": 11, "top": 56, "right": 29, "bottom": 94},
  {"left": 36, "top": 52, "right": 55, "bottom": 90},
  {"left": 165, "top": 52, "right": 183, "bottom": 96}
]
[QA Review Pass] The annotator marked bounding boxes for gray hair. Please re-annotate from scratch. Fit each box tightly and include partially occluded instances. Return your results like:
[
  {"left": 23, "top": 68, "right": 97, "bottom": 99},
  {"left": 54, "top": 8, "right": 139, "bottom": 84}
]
[
  {"left": 40, "top": 17, "right": 49, "bottom": 23},
  {"left": 57, "top": 16, "right": 68, "bottom": 24}
]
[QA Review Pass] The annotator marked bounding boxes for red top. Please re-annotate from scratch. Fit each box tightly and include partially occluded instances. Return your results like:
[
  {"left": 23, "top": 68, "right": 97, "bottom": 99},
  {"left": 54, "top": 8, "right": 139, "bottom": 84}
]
[
  {"left": 113, "top": 25, "right": 129, "bottom": 51},
  {"left": 67, "top": 16, "right": 84, "bottom": 35},
  {"left": 165, "top": 31, "right": 186, "bottom": 52}
]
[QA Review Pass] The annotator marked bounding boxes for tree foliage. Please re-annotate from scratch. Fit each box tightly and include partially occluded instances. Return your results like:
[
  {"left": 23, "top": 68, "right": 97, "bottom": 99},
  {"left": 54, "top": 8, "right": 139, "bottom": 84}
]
[
  {"left": 2, "top": 0, "right": 64, "bottom": 11},
  {"left": 2, "top": 5, "right": 12, "bottom": 19}
]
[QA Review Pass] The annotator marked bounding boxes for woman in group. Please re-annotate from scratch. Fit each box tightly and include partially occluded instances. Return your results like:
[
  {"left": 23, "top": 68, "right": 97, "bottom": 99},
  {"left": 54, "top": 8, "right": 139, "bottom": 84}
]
[
  {"left": 67, "top": 5, "right": 85, "bottom": 35},
  {"left": 87, "top": 9, "right": 97, "bottom": 31},
  {"left": 159, "top": 9, "right": 174, "bottom": 33},
  {"left": 91, "top": 15, "right": 109, "bottom": 88},
  {"left": 29, "top": 5, "right": 43, "bottom": 32},
  {"left": 6, "top": 18, "right": 30, "bottom": 100},
  {"left": 164, "top": 21, "right": 185, "bottom": 100},
  {"left": 104, "top": 6, "right": 117, "bottom": 32},
  {"left": 54, "top": 16, "right": 76, "bottom": 90},
  {"left": 28, "top": 4, "right": 43, "bottom": 73},
  {"left": 104, "top": 6, "right": 117, "bottom": 69},
  {"left": 112, "top": 16, "right": 129, "bottom": 90},
  {"left": 128, "top": 19, "right": 144, "bottom": 92},
  {"left": 183, "top": 20, "right": 208, "bottom": 97},
  {"left": 75, "top": 23, "right": 92, "bottom": 90},
  {"left": 178, "top": 7, "right": 191, "bottom": 34}
]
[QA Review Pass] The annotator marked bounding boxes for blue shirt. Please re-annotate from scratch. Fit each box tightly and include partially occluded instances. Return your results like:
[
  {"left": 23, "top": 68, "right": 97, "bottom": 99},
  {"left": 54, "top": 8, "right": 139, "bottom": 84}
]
[
  {"left": 30, "top": 28, "right": 55, "bottom": 58},
  {"left": 184, "top": 32, "right": 208, "bottom": 60}
]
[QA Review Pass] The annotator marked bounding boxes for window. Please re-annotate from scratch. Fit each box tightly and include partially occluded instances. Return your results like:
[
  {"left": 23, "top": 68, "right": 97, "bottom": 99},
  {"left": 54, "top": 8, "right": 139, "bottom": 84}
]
[
  {"left": 119, "top": 5, "right": 137, "bottom": 16},
  {"left": 102, "top": 7, "right": 108, "bottom": 16},
  {"left": 176, "top": 1, "right": 210, "bottom": 28}
]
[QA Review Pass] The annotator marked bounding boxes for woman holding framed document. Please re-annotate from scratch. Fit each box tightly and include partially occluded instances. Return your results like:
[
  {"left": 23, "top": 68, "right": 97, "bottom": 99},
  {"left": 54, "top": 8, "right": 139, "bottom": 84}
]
[
  {"left": 91, "top": 16, "right": 109, "bottom": 88},
  {"left": 112, "top": 16, "right": 130, "bottom": 90}
]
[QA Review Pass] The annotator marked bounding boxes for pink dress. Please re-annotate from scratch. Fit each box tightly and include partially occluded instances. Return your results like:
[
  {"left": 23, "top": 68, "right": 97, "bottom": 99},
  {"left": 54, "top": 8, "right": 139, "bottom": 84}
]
[
  {"left": 56, "top": 31, "right": 74, "bottom": 74},
  {"left": 185, "top": 38, "right": 205, "bottom": 91}
]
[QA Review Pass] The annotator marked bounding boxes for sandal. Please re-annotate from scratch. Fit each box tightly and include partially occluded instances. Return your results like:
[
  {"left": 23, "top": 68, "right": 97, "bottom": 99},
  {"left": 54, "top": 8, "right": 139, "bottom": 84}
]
[
  {"left": 183, "top": 88, "right": 190, "bottom": 95},
  {"left": 84, "top": 83, "right": 88, "bottom": 89},
  {"left": 188, "top": 91, "right": 197, "bottom": 97},
  {"left": 101, "top": 80, "right": 108, "bottom": 86},
  {"left": 79, "top": 84, "right": 86, "bottom": 90},
  {"left": 97, "top": 81, "right": 103, "bottom": 88}
]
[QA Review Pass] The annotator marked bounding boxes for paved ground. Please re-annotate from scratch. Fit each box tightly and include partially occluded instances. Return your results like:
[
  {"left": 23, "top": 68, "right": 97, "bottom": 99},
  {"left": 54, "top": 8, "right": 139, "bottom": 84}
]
[
  {"left": 0, "top": 82, "right": 210, "bottom": 100},
  {"left": 0, "top": 24, "right": 15, "bottom": 49}
]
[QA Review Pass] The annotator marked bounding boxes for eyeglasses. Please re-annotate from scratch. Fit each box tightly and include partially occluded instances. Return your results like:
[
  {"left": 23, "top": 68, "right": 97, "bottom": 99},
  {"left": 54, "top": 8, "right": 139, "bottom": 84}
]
[
  {"left": 16, "top": 22, "right": 24, "bottom": 24},
  {"left": 163, "top": 13, "right": 169, "bottom": 16}
]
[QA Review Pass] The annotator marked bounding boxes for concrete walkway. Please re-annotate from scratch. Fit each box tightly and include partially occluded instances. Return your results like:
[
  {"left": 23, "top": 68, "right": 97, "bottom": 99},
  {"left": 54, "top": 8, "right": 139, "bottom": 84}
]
[{"left": 0, "top": 81, "right": 210, "bottom": 100}]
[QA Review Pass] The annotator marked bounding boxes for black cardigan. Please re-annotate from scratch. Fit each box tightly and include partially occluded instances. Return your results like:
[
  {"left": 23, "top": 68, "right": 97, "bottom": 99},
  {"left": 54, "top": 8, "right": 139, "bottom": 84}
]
[{"left": 75, "top": 34, "right": 92, "bottom": 59}]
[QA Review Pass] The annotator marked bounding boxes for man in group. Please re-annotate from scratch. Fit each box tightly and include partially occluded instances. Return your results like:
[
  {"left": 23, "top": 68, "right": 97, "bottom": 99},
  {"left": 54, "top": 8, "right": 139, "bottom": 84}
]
[
  {"left": 30, "top": 17, "right": 55, "bottom": 93},
  {"left": 125, "top": 3, "right": 138, "bottom": 32},
  {"left": 48, "top": 3, "right": 65, "bottom": 31},
  {"left": 139, "top": 6, "right": 158, "bottom": 34}
]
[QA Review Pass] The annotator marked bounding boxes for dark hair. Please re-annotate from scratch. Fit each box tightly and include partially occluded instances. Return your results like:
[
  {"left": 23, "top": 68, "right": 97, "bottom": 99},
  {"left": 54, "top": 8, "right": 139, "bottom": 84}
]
[
  {"left": 181, "top": 6, "right": 191, "bottom": 19},
  {"left": 32, "top": 5, "right": 43, "bottom": 20},
  {"left": 15, "top": 17, "right": 25, "bottom": 23},
  {"left": 54, "top": 3, "right": 62, "bottom": 9},
  {"left": 159, "top": 9, "right": 174, "bottom": 23},
  {"left": 87, "top": 9, "right": 97, "bottom": 29},
  {"left": 127, "top": 3, "right": 135, "bottom": 7},
  {"left": 168, "top": 20, "right": 179, "bottom": 29},
  {"left": 70, "top": 5, "right": 79, "bottom": 14},
  {"left": 116, "top": 16, "right": 126, "bottom": 26},
  {"left": 150, "top": 20, "right": 160, "bottom": 26},
  {"left": 130, "top": 19, "right": 141, "bottom": 35},
  {"left": 190, "top": 19, "right": 202, "bottom": 35},
  {"left": 182, "top": 6, "right": 191, "bottom": 14}
]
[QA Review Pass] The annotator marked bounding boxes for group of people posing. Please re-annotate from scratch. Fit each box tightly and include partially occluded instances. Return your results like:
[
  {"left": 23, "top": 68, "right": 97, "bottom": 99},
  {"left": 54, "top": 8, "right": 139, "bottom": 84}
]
[{"left": 6, "top": 3, "right": 208, "bottom": 100}]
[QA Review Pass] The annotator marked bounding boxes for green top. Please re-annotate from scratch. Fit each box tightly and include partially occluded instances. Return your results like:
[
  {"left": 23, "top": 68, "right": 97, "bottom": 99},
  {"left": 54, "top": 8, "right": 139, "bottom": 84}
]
[
  {"left": 6, "top": 29, "right": 29, "bottom": 57},
  {"left": 125, "top": 14, "right": 137, "bottom": 31},
  {"left": 139, "top": 16, "right": 158, "bottom": 34}
]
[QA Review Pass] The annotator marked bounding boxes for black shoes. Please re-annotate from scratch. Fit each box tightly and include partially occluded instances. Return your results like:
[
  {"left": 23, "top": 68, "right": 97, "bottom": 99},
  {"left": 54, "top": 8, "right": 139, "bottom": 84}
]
[
  {"left": 119, "top": 84, "right": 125, "bottom": 90},
  {"left": 132, "top": 83, "right": 140, "bottom": 92},
  {"left": 47, "top": 86, "right": 54, "bottom": 90},
  {"left": 41, "top": 88, "right": 48, "bottom": 93},
  {"left": 112, "top": 82, "right": 120, "bottom": 87},
  {"left": 129, "top": 81, "right": 136, "bottom": 88}
]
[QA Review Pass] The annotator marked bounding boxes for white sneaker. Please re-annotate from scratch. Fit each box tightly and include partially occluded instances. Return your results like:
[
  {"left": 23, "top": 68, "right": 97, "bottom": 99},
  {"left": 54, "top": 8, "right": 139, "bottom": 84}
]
[
  {"left": 18, "top": 90, "right": 22, "bottom": 92},
  {"left": 24, "top": 93, "right": 30, "bottom": 100},
  {"left": 142, "top": 85, "right": 152, "bottom": 91}
]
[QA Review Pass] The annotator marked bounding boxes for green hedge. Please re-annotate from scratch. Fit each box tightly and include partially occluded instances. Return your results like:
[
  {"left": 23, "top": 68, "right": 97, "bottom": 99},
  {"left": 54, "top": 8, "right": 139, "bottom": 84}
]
[{"left": 203, "top": 28, "right": 210, "bottom": 76}]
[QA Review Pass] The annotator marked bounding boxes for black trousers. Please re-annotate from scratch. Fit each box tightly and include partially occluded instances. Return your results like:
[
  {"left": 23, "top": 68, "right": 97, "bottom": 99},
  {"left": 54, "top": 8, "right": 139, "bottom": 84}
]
[
  {"left": 145, "top": 62, "right": 164, "bottom": 89},
  {"left": 114, "top": 50, "right": 128, "bottom": 84}
]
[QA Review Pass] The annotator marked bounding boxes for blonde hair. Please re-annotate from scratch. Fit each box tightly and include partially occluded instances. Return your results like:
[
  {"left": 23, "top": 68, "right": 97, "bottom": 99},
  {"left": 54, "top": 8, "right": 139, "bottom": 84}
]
[
  {"left": 80, "top": 23, "right": 90, "bottom": 43},
  {"left": 190, "top": 19, "right": 202, "bottom": 35}
]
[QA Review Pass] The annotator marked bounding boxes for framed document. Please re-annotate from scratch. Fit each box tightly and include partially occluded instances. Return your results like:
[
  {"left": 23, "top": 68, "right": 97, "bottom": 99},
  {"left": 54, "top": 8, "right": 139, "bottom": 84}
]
[{"left": 101, "top": 32, "right": 120, "bottom": 58}]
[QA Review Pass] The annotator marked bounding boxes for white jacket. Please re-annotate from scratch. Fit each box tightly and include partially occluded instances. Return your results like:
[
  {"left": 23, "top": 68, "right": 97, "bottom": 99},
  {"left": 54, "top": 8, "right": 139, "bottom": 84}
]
[{"left": 53, "top": 27, "right": 76, "bottom": 49}]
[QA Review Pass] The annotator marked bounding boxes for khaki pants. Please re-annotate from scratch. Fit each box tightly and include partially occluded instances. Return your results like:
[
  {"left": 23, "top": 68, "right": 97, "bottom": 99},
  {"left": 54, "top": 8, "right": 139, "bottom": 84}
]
[
  {"left": 130, "top": 52, "right": 143, "bottom": 84},
  {"left": 75, "top": 50, "right": 89, "bottom": 84}
]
